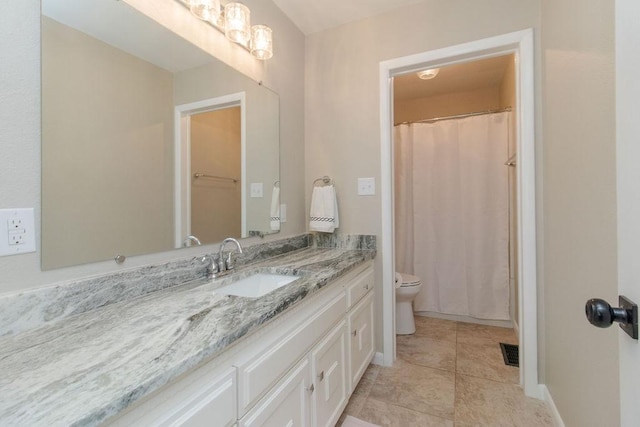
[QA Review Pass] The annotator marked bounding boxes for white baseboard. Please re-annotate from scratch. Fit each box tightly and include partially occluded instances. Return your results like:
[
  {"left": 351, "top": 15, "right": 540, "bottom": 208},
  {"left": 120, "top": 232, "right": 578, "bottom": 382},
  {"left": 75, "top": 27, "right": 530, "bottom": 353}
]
[
  {"left": 371, "top": 352, "right": 385, "bottom": 366},
  {"left": 540, "top": 384, "right": 565, "bottom": 427}
]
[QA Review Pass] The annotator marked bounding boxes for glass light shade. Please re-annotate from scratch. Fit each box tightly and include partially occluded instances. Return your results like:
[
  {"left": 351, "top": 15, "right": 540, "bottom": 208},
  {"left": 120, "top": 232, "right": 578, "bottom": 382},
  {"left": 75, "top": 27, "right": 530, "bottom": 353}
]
[
  {"left": 224, "top": 2, "right": 251, "bottom": 45},
  {"left": 417, "top": 68, "right": 440, "bottom": 80},
  {"left": 189, "top": 0, "right": 220, "bottom": 23},
  {"left": 251, "top": 25, "right": 273, "bottom": 60}
]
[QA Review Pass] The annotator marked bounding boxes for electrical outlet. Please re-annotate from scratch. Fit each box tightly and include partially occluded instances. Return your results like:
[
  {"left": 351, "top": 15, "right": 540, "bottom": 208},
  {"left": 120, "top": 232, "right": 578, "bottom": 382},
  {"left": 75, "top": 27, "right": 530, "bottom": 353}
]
[
  {"left": 8, "top": 217, "right": 24, "bottom": 229},
  {"left": 0, "top": 208, "right": 36, "bottom": 256},
  {"left": 8, "top": 229, "right": 26, "bottom": 246},
  {"left": 357, "top": 177, "right": 376, "bottom": 196}
]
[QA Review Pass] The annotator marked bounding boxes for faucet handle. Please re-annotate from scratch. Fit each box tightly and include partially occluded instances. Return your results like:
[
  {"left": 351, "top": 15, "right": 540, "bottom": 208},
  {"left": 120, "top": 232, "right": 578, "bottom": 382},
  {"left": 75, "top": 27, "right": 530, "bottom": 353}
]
[
  {"left": 194, "top": 254, "right": 220, "bottom": 278},
  {"left": 224, "top": 252, "right": 235, "bottom": 271}
]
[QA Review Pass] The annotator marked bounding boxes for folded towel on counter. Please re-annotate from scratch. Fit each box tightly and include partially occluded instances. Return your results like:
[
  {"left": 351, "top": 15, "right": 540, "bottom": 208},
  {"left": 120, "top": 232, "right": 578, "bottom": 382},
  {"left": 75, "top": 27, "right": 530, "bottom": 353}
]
[
  {"left": 270, "top": 185, "right": 280, "bottom": 231},
  {"left": 309, "top": 185, "right": 339, "bottom": 233}
]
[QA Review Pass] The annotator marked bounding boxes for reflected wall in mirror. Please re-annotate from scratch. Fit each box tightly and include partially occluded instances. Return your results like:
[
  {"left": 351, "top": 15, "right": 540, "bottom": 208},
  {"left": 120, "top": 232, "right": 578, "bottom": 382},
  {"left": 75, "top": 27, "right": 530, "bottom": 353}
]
[{"left": 41, "top": 0, "right": 280, "bottom": 270}]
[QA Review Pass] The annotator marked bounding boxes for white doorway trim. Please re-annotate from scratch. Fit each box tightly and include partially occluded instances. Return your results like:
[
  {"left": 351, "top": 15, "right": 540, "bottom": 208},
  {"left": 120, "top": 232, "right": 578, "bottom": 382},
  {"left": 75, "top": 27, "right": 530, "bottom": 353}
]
[
  {"left": 174, "top": 92, "right": 247, "bottom": 248},
  {"left": 379, "top": 29, "right": 539, "bottom": 398}
]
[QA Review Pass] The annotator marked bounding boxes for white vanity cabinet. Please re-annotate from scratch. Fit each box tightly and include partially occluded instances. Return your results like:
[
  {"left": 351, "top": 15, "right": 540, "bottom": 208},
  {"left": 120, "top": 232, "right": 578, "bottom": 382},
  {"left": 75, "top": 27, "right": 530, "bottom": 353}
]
[
  {"left": 239, "top": 359, "right": 312, "bottom": 427},
  {"left": 108, "top": 364, "right": 237, "bottom": 427},
  {"left": 310, "top": 319, "right": 348, "bottom": 427},
  {"left": 347, "top": 292, "right": 375, "bottom": 393},
  {"left": 107, "top": 260, "right": 374, "bottom": 427}
]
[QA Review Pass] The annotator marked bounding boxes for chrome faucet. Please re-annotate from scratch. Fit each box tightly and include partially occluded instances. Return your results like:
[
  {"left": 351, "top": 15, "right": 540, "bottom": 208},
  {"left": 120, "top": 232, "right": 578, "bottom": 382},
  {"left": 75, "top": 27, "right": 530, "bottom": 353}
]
[
  {"left": 183, "top": 235, "right": 201, "bottom": 247},
  {"left": 217, "top": 237, "right": 243, "bottom": 276}
]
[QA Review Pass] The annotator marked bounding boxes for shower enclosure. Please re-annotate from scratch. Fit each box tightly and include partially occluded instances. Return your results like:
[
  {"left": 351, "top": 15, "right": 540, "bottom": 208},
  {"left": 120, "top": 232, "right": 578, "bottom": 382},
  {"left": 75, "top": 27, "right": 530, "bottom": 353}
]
[{"left": 394, "top": 111, "right": 512, "bottom": 320}]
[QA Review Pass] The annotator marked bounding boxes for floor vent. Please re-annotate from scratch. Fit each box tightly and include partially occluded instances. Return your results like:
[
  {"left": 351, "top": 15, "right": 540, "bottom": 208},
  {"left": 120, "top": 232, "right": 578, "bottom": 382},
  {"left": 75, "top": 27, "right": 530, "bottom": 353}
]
[{"left": 499, "top": 343, "right": 519, "bottom": 367}]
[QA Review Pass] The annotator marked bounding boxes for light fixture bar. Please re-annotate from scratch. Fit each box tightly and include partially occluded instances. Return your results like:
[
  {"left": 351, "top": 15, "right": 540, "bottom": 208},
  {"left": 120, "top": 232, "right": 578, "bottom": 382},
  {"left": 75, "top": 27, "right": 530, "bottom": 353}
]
[{"left": 177, "top": 0, "right": 273, "bottom": 60}]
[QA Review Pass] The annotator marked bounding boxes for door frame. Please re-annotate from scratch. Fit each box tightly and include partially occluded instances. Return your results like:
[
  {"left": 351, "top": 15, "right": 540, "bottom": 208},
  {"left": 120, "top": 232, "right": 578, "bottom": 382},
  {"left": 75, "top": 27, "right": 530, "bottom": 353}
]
[
  {"left": 616, "top": 0, "right": 640, "bottom": 422},
  {"left": 174, "top": 92, "right": 247, "bottom": 248},
  {"left": 378, "top": 29, "right": 539, "bottom": 397}
]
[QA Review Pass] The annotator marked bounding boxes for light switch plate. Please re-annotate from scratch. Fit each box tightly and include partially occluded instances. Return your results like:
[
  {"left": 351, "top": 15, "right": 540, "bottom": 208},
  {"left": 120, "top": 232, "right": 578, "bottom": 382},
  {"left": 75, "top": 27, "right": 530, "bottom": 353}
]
[
  {"left": 250, "top": 183, "right": 263, "bottom": 198},
  {"left": 357, "top": 177, "right": 376, "bottom": 196},
  {"left": 0, "top": 208, "right": 36, "bottom": 257}
]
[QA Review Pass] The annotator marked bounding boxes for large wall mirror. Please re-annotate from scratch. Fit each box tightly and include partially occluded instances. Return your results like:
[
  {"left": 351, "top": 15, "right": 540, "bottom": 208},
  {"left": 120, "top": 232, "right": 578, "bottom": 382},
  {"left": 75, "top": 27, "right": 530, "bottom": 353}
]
[{"left": 41, "top": 0, "right": 280, "bottom": 270}]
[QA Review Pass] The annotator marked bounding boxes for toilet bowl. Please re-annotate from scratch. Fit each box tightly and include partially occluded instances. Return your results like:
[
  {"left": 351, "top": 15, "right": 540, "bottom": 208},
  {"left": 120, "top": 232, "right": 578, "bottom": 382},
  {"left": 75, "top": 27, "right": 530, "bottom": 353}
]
[{"left": 395, "top": 272, "right": 422, "bottom": 335}]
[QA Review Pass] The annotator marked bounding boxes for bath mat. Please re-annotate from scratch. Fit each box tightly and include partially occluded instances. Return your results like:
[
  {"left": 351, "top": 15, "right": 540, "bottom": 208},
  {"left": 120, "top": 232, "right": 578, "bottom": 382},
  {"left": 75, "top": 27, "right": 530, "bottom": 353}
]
[
  {"left": 341, "top": 415, "right": 381, "bottom": 427},
  {"left": 500, "top": 342, "right": 519, "bottom": 367}
]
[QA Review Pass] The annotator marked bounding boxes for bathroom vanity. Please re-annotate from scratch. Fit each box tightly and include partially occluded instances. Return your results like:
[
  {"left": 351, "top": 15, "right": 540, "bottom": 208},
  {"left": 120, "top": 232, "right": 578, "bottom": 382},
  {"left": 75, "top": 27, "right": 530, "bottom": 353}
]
[
  {"left": 110, "top": 260, "right": 374, "bottom": 427},
  {"left": 0, "top": 236, "right": 375, "bottom": 426}
]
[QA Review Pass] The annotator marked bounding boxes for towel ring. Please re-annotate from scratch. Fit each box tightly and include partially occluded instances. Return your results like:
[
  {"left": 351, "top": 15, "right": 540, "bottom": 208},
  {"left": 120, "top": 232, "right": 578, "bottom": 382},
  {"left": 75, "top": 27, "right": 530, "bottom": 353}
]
[
  {"left": 313, "top": 176, "right": 332, "bottom": 187},
  {"left": 273, "top": 180, "right": 280, "bottom": 187}
]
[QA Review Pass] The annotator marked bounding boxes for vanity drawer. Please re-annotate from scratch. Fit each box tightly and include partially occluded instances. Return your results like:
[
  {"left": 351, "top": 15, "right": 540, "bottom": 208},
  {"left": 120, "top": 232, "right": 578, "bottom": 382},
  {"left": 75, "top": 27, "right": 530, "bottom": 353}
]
[
  {"left": 345, "top": 263, "right": 374, "bottom": 310},
  {"left": 108, "top": 365, "right": 236, "bottom": 427},
  {"left": 236, "top": 291, "right": 346, "bottom": 415}
]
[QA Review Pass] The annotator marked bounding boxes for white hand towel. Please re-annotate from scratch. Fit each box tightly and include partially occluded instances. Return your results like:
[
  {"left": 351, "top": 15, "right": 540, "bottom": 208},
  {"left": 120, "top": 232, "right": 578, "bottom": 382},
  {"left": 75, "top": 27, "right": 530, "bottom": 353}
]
[
  {"left": 270, "top": 185, "right": 280, "bottom": 231},
  {"left": 309, "top": 185, "right": 339, "bottom": 233}
]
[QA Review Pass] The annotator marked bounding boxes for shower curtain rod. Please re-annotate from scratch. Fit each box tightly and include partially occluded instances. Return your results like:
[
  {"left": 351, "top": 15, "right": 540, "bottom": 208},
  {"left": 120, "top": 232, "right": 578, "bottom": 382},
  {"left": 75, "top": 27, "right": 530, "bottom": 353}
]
[{"left": 394, "top": 107, "right": 512, "bottom": 126}]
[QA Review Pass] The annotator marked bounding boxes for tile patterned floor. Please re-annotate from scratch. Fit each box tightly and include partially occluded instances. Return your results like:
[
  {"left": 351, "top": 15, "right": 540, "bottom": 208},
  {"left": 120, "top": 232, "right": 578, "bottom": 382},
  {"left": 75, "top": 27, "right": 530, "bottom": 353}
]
[{"left": 339, "top": 316, "right": 553, "bottom": 427}]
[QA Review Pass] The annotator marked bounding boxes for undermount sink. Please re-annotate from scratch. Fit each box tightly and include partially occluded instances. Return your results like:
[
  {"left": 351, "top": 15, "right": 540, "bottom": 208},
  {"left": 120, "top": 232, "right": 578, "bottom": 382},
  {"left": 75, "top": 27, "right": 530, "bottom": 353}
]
[{"left": 213, "top": 273, "right": 300, "bottom": 298}]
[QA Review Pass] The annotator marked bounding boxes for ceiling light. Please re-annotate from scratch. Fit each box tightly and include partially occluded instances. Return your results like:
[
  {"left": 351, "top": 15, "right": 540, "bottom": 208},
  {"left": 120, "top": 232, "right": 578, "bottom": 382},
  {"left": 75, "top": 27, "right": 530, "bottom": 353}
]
[{"left": 417, "top": 68, "right": 440, "bottom": 80}]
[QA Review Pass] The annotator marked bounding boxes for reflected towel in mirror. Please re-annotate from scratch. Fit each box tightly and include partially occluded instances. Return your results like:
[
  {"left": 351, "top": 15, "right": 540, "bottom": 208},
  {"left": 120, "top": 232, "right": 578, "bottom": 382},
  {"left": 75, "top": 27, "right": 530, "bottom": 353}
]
[{"left": 270, "top": 185, "right": 280, "bottom": 230}]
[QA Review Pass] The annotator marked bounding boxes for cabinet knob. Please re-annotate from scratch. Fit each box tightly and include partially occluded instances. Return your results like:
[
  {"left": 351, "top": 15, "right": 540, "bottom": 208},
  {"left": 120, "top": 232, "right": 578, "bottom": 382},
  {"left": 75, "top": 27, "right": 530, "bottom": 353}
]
[
  {"left": 364, "top": 284, "right": 369, "bottom": 290},
  {"left": 318, "top": 371, "right": 324, "bottom": 381},
  {"left": 352, "top": 329, "right": 357, "bottom": 337},
  {"left": 306, "top": 383, "right": 315, "bottom": 393}
]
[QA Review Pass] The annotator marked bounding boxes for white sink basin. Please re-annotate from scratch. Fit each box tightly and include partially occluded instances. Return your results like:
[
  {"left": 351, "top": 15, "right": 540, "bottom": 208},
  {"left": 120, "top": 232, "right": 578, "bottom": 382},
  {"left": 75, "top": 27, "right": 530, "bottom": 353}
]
[{"left": 213, "top": 273, "right": 300, "bottom": 298}]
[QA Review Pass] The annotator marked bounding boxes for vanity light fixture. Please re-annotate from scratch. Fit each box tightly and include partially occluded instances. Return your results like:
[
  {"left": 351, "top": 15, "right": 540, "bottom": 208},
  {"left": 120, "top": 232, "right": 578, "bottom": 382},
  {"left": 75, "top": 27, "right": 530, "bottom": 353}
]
[
  {"left": 417, "top": 68, "right": 440, "bottom": 80},
  {"left": 189, "top": 0, "right": 220, "bottom": 23},
  {"left": 251, "top": 25, "right": 273, "bottom": 60},
  {"left": 181, "top": 0, "right": 273, "bottom": 60},
  {"left": 224, "top": 2, "right": 251, "bottom": 45}
]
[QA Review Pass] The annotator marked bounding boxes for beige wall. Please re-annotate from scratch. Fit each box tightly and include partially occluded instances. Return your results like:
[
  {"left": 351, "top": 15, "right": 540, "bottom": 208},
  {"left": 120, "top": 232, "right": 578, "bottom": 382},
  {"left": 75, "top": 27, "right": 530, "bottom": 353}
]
[
  {"left": 394, "top": 86, "right": 501, "bottom": 124},
  {"left": 541, "top": 0, "right": 619, "bottom": 425},
  {"left": 0, "top": 0, "right": 305, "bottom": 294},
  {"left": 305, "top": 0, "right": 540, "bottom": 360},
  {"left": 190, "top": 108, "right": 242, "bottom": 243},
  {"left": 41, "top": 17, "right": 175, "bottom": 269},
  {"left": 307, "top": 0, "right": 620, "bottom": 423}
]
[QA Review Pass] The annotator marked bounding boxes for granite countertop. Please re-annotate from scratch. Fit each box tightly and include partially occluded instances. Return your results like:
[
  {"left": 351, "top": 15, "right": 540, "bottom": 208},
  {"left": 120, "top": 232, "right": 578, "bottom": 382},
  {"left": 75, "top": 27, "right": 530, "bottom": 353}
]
[{"left": 0, "top": 247, "right": 375, "bottom": 426}]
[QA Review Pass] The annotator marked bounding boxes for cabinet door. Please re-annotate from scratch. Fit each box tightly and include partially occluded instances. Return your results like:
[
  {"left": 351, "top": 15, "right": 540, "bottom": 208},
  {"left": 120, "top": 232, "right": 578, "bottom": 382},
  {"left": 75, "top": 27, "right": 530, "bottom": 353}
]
[
  {"left": 311, "top": 320, "right": 347, "bottom": 427},
  {"left": 240, "top": 359, "right": 311, "bottom": 427},
  {"left": 348, "top": 292, "right": 374, "bottom": 393},
  {"left": 237, "top": 292, "right": 346, "bottom": 415}
]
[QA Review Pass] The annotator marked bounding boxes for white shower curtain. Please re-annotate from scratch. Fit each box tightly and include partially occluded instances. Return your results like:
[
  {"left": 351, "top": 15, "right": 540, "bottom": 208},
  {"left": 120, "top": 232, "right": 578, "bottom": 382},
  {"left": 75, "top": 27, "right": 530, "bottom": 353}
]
[{"left": 394, "top": 112, "right": 510, "bottom": 320}]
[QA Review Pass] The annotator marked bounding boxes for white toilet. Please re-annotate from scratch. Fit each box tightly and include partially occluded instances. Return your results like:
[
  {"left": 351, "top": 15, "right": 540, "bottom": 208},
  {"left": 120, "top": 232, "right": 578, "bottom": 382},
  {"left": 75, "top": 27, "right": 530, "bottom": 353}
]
[{"left": 395, "top": 272, "right": 422, "bottom": 335}]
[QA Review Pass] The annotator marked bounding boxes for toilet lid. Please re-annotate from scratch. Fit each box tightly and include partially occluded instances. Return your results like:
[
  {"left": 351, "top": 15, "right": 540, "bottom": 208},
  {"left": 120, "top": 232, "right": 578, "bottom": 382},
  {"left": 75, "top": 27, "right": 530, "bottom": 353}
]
[{"left": 397, "top": 272, "right": 421, "bottom": 287}]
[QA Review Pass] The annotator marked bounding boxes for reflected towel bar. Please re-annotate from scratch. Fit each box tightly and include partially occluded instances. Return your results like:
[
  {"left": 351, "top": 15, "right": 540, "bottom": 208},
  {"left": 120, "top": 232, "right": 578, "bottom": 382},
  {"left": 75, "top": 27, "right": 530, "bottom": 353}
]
[{"left": 193, "top": 173, "right": 238, "bottom": 183}]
